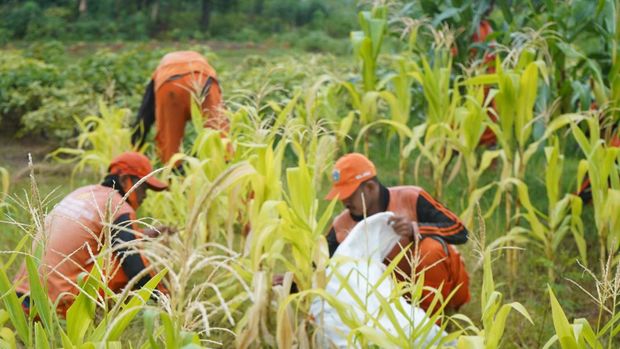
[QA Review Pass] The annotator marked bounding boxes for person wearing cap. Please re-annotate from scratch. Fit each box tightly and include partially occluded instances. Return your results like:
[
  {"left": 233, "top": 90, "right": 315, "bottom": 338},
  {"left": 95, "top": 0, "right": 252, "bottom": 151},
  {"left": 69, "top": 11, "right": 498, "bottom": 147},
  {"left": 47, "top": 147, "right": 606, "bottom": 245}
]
[
  {"left": 131, "top": 50, "right": 229, "bottom": 164},
  {"left": 14, "top": 152, "right": 168, "bottom": 316},
  {"left": 325, "top": 153, "right": 470, "bottom": 313}
]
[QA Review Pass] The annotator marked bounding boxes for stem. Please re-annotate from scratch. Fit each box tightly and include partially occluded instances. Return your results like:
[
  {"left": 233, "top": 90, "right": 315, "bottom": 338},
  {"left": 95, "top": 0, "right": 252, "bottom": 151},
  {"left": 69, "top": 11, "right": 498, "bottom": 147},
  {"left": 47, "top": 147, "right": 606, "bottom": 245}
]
[{"left": 399, "top": 138, "right": 405, "bottom": 184}]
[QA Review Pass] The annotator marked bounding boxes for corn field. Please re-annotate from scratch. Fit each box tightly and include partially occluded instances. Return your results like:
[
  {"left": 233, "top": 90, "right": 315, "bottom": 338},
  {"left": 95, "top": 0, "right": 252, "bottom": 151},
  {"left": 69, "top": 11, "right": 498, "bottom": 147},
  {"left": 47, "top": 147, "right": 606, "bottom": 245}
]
[{"left": 1, "top": 1, "right": 620, "bottom": 348}]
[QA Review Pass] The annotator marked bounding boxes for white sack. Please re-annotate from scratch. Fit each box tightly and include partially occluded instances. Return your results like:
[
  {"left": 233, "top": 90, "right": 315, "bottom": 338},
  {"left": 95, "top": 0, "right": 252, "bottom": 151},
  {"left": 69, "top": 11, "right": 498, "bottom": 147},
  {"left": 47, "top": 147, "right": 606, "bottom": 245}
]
[{"left": 310, "top": 212, "right": 446, "bottom": 348}]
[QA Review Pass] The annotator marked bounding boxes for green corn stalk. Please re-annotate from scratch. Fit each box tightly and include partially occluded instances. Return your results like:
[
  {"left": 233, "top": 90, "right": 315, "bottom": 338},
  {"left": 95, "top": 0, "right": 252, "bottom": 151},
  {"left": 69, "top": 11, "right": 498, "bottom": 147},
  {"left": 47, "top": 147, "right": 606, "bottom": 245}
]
[
  {"left": 49, "top": 100, "right": 139, "bottom": 179},
  {"left": 571, "top": 116, "right": 620, "bottom": 263},
  {"left": 512, "top": 137, "right": 586, "bottom": 282},
  {"left": 451, "top": 82, "right": 502, "bottom": 221},
  {"left": 353, "top": 56, "right": 417, "bottom": 184},
  {"left": 408, "top": 51, "right": 458, "bottom": 199},
  {"left": 466, "top": 49, "right": 585, "bottom": 277},
  {"left": 457, "top": 236, "right": 533, "bottom": 349},
  {"left": 351, "top": 6, "right": 387, "bottom": 93},
  {"left": 543, "top": 285, "right": 603, "bottom": 349},
  {"left": 341, "top": 5, "right": 388, "bottom": 154}
]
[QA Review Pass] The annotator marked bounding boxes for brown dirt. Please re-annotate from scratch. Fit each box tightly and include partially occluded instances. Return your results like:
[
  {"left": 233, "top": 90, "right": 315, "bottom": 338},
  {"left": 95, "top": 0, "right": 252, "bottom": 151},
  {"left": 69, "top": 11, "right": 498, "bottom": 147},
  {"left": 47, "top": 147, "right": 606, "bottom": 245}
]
[{"left": 0, "top": 133, "right": 72, "bottom": 184}]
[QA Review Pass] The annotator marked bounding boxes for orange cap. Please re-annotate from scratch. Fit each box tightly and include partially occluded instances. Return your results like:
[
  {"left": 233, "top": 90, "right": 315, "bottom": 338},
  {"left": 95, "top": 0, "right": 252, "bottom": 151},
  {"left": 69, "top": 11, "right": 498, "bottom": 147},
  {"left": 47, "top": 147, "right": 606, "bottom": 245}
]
[
  {"left": 325, "top": 153, "right": 376, "bottom": 200},
  {"left": 108, "top": 152, "right": 168, "bottom": 191}
]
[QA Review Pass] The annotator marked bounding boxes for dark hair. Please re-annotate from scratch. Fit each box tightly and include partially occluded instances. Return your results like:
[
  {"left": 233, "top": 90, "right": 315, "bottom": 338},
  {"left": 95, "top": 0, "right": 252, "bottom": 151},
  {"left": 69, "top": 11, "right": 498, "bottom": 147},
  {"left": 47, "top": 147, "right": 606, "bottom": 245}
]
[
  {"left": 365, "top": 176, "right": 380, "bottom": 185},
  {"left": 101, "top": 174, "right": 126, "bottom": 196}
]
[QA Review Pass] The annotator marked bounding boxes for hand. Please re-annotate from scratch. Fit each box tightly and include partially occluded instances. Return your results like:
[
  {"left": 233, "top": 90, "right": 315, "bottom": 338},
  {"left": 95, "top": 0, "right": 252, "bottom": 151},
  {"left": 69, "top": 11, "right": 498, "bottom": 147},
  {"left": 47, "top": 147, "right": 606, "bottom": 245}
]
[{"left": 387, "top": 215, "right": 421, "bottom": 241}]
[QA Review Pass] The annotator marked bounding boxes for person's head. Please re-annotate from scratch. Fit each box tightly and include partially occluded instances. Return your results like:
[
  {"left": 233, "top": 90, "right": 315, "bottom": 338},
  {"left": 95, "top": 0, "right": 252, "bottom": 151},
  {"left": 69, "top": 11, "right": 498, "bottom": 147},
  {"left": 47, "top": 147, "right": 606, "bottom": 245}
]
[
  {"left": 325, "top": 153, "right": 382, "bottom": 217},
  {"left": 108, "top": 152, "right": 168, "bottom": 209}
]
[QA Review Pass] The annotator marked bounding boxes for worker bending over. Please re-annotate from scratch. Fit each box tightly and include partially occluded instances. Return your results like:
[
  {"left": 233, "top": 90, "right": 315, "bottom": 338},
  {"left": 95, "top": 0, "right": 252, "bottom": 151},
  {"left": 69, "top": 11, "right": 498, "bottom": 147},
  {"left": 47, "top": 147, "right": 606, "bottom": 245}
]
[
  {"left": 14, "top": 152, "right": 168, "bottom": 316},
  {"left": 132, "top": 51, "right": 229, "bottom": 163},
  {"left": 325, "top": 153, "right": 470, "bottom": 313}
]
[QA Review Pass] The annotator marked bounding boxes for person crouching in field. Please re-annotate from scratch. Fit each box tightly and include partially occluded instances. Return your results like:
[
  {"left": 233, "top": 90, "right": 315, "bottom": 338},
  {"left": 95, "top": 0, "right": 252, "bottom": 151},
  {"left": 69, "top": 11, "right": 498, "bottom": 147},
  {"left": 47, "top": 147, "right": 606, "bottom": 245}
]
[
  {"left": 14, "top": 152, "right": 169, "bottom": 316},
  {"left": 131, "top": 50, "right": 229, "bottom": 164},
  {"left": 325, "top": 153, "right": 471, "bottom": 313}
]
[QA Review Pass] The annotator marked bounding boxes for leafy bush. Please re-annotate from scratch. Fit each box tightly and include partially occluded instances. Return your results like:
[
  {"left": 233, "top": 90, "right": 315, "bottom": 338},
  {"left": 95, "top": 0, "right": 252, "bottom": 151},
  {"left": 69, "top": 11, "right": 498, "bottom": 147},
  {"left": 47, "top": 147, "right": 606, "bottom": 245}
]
[
  {"left": 0, "top": 51, "right": 61, "bottom": 129},
  {"left": 295, "top": 30, "right": 348, "bottom": 54}
]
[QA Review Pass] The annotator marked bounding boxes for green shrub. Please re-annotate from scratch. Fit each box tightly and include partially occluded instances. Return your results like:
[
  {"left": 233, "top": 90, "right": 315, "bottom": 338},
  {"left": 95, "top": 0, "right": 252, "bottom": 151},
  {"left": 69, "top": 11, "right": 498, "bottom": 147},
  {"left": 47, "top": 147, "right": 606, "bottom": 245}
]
[
  {"left": 295, "top": 31, "right": 348, "bottom": 54},
  {"left": 25, "top": 6, "right": 73, "bottom": 40},
  {"left": 0, "top": 52, "right": 61, "bottom": 129},
  {"left": 23, "top": 40, "right": 66, "bottom": 63}
]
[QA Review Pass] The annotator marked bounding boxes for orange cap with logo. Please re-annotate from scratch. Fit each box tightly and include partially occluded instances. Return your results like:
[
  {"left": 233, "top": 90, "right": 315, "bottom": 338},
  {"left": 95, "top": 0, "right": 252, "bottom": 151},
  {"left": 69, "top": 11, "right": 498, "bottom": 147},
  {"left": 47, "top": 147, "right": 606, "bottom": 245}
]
[
  {"left": 325, "top": 153, "right": 376, "bottom": 200},
  {"left": 108, "top": 152, "right": 168, "bottom": 191}
]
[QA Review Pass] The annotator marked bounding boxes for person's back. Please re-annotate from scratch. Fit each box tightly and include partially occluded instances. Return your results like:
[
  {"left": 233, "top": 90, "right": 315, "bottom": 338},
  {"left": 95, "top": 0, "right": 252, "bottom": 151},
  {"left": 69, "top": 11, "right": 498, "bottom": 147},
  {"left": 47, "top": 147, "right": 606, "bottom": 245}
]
[
  {"left": 15, "top": 184, "right": 135, "bottom": 314},
  {"left": 152, "top": 51, "right": 217, "bottom": 92},
  {"left": 14, "top": 152, "right": 168, "bottom": 316},
  {"left": 133, "top": 50, "right": 228, "bottom": 163}
]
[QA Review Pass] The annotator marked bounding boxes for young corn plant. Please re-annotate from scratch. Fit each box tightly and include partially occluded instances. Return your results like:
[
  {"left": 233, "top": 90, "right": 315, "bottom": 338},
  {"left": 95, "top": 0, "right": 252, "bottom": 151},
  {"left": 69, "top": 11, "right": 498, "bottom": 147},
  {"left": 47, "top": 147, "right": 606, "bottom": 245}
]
[
  {"left": 353, "top": 55, "right": 417, "bottom": 184},
  {"left": 545, "top": 252, "right": 620, "bottom": 349},
  {"left": 451, "top": 82, "right": 505, "bottom": 226},
  {"left": 236, "top": 136, "right": 337, "bottom": 347},
  {"left": 571, "top": 114, "right": 620, "bottom": 264},
  {"left": 543, "top": 285, "right": 603, "bottom": 349},
  {"left": 342, "top": 4, "right": 388, "bottom": 154},
  {"left": 455, "top": 208, "right": 533, "bottom": 349},
  {"left": 408, "top": 47, "right": 459, "bottom": 199},
  {"left": 515, "top": 137, "right": 586, "bottom": 282},
  {"left": 466, "top": 47, "right": 584, "bottom": 277},
  {"left": 49, "top": 100, "right": 138, "bottom": 179}
]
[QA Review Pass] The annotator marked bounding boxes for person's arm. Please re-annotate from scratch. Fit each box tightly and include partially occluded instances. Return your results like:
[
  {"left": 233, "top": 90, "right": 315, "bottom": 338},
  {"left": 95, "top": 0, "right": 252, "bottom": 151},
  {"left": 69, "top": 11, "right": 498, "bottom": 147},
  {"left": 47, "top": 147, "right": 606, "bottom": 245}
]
[
  {"left": 111, "top": 214, "right": 151, "bottom": 289},
  {"left": 416, "top": 190, "right": 468, "bottom": 244},
  {"left": 131, "top": 80, "right": 156, "bottom": 148}
]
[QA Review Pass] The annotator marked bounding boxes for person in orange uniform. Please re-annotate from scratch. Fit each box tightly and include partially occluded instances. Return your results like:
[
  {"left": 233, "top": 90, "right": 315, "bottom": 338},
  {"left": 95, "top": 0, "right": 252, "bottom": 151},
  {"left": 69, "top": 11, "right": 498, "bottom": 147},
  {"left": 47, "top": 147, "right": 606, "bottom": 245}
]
[
  {"left": 14, "top": 152, "right": 168, "bottom": 316},
  {"left": 325, "top": 153, "right": 470, "bottom": 313},
  {"left": 132, "top": 51, "right": 229, "bottom": 163}
]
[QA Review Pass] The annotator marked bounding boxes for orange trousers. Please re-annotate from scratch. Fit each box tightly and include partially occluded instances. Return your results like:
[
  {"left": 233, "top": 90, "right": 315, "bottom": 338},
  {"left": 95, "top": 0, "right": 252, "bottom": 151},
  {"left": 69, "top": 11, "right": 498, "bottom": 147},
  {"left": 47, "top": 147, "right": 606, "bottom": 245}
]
[
  {"left": 154, "top": 73, "right": 228, "bottom": 163},
  {"left": 386, "top": 237, "right": 470, "bottom": 313}
]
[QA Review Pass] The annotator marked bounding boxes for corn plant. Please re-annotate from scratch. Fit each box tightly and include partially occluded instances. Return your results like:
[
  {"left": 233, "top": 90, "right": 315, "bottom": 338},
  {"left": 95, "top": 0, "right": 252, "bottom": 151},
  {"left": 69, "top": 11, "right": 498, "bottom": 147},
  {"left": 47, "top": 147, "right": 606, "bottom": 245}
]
[
  {"left": 341, "top": 4, "right": 388, "bottom": 154},
  {"left": 455, "top": 210, "right": 533, "bottom": 349},
  {"left": 353, "top": 55, "right": 418, "bottom": 184},
  {"left": 451, "top": 82, "right": 503, "bottom": 223},
  {"left": 544, "top": 252, "right": 620, "bottom": 349},
  {"left": 543, "top": 285, "right": 603, "bottom": 349},
  {"left": 571, "top": 115, "right": 620, "bottom": 264},
  {"left": 351, "top": 5, "right": 387, "bottom": 93},
  {"left": 514, "top": 137, "right": 586, "bottom": 281},
  {"left": 465, "top": 47, "right": 585, "bottom": 277},
  {"left": 236, "top": 143, "right": 337, "bottom": 347},
  {"left": 408, "top": 49, "right": 458, "bottom": 199},
  {"left": 49, "top": 100, "right": 138, "bottom": 179}
]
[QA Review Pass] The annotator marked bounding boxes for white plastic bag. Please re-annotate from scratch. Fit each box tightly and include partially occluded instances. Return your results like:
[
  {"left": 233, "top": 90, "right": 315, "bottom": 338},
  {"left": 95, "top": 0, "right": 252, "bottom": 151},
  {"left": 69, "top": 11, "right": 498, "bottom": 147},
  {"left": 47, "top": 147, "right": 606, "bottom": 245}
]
[{"left": 310, "top": 212, "right": 446, "bottom": 348}]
